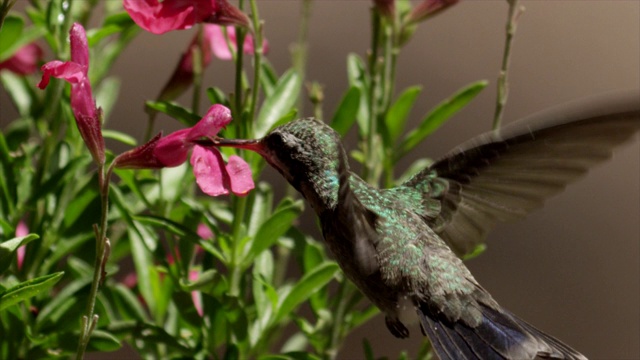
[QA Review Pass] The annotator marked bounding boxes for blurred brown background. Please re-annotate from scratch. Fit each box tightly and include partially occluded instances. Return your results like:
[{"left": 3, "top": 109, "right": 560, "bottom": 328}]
[{"left": 2, "top": 1, "right": 639, "bottom": 359}]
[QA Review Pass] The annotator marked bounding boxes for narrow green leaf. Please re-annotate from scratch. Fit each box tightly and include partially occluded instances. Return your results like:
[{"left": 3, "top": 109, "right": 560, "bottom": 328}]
[
  {"left": 0, "top": 234, "right": 38, "bottom": 274},
  {"left": 398, "top": 81, "right": 487, "bottom": 159},
  {"left": 206, "top": 86, "right": 229, "bottom": 106},
  {"left": 145, "top": 100, "right": 201, "bottom": 127},
  {"left": 259, "top": 60, "right": 279, "bottom": 98},
  {"left": 0, "top": 272, "right": 64, "bottom": 311},
  {"left": 94, "top": 77, "right": 121, "bottom": 121},
  {"left": 256, "top": 70, "right": 302, "bottom": 137},
  {"left": 1, "top": 72, "right": 36, "bottom": 118},
  {"left": 244, "top": 199, "right": 304, "bottom": 264},
  {"left": 462, "top": 243, "right": 487, "bottom": 261},
  {"left": 248, "top": 183, "right": 274, "bottom": 237},
  {"left": 272, "top": 262, "right": 339, "bottom": 324},
  {"left": 346, "top": 54, "right": 370, "bottom": 135},
  {"left": 384, "top": 86, "right": 422, "bottom": 142},
  {"left": 395, "top": 158, "right": 433, "bottom": 185},
  {"left": 330, "top": 86, "right": 361, "bottom": 136},
  {"left": 101, "top": 129, "right": 137, "bottom": 146},
  {"left": 0, "top": 16, "right": 24, "bottom": 59}
]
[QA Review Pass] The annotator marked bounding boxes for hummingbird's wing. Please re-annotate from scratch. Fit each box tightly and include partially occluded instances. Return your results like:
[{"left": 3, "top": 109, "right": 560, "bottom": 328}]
[{"left": 403, "top": 93, "right": 640, "bottom": 257}]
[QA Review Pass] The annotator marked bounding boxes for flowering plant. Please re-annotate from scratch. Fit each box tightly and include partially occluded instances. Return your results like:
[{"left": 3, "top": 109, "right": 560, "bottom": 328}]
[{"left": 1, "top": 1, "right": 637, "bottom": 359}]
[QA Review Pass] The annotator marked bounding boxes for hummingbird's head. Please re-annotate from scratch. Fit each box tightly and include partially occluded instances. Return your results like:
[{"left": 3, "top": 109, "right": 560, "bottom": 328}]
[{"left": 215, "top": 118, "right": 345, "bottom": 209}]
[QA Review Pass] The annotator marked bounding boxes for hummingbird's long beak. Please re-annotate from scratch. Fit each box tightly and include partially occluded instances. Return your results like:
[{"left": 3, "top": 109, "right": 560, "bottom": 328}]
[{"left": 205, "top": 137, "right": 265, "bottom": 156}]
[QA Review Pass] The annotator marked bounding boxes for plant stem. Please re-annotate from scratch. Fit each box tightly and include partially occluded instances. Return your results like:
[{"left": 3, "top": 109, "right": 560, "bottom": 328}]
[
  {"left": 492, "top": 0, "right": 523, "bottom": 131},
  {"left": 191, "top": 26, "right": 204, "bottom": 114},
  {"left": 247, "top": 0, "right": 264, "bottom": 138},
  {"left": 362, "top": 9, "right": 382, "bottom": 184},
  {"left": 292, "top": 0, "right": 312, "bottom": 113},
  {"left": 75, "top": 163, "right": 114, "bottom": 359}
]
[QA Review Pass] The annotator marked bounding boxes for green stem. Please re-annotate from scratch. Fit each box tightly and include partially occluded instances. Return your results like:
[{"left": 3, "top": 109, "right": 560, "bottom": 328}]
[
  {"left": 247, "top": 0, "right": 264, "bottom": 138},
  {"left": 325, "top": 280, "right": 355, "bottom": 359},
  {"left": 363, "top": 9, "right": 382, "bottom": 184},
  {"left": 292, "top": 0, "right": 312, "bottom": 113},
  {"left": 191, "top": 26, "right": 204, "bottom": 114},
  {"left": 75, "top": 163, "right": 114, "bottom": 359},
  {"left": 492, "top": 0, "right": 523, "bottom": 131}
]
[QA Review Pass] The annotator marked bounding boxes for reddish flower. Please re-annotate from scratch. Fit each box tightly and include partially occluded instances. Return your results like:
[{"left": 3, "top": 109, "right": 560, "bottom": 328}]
[
  {"left": 123, "top": 0, "right": 250, "bottom": 35},
  {"left": 15, "top": 220, "right": 29, "bottom": 270},
  {"left": 156, "top": 24, "right": 267, "bottom": 102},
  {"left": 37, "top": 23, "right": 105, "bottom": 165},
  {"left": 114, "top": 104, "right": 254, "bottom": 197},
  {"left": 206, "top": 25, "right": 267, "bottom": 61},
  {"left": 0, "top": 43, "right": 43, "bottom": 75},
  {"left": 408, "top": 0, "right": 460, "bottom": 23},
  {"left": 372, "top": 0, "right": 394, "bottom": 18},
  {"left": 189, "top": 271, "right": 203, "bottom": 316},
  {"left": 197, "top": 223, "right": 214, "bottom": 240}
]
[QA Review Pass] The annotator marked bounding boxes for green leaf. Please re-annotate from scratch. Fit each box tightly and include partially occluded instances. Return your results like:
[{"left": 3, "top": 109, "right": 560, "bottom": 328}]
[
  {"left": 0, "top": 72, "right": 37, "bottom": 118},
  {"left": 272, "top": 262, "right": 339, "bottom": 324},
  {"left": 244, "top": 199, "right": 304, "bottom": 265},
  {"left": 330, "top": 86, "right": 361, "bottom": 136},
  {"left": 94, "top": 77, "right": 121, "bottom": 121},
  {"left": 384, "top": 86, "right": 422, "bottom": 143},
  {"left": 102, "top": 129, "right": 137, "bottom": 146},
  {"left": 206, "top": 86, "right": 229, "bottom": 106},
  {"left": 256, "top": 70, "right": 302, "bottom": 138},
  {"left": 0, "top": 234, "right": 38, "bottom": 274},
  {"left": 346, "top": 54, "right": 370, "bottom": 135},
  {"left": 395, "top": 158, "right": 433, "bottom": 185},
  {"left": 86, "top": 12, "right": 135, "bottom": 46},
  {"left": 0, "top": 15, "right": 24, "bottom": 59},
  {"left": 397, "top": 81, "right": 487, "bottom": 159},
  {"left": 259, "top": 60, "right": 279, "bottom": 97},
  {"left": 0, "top": 272, "right": 64, "bottom": 311},
  {"left": 145, "top": 101, "right": 201, "bottom": 127},
  {"left": 462, "top": 243, "right": 487, "bottom": 261}
]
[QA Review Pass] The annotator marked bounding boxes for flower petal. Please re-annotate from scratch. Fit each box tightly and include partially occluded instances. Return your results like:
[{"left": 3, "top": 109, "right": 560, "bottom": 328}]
[
  {"left": 0, "top": 43, "right": 43, "bottom": 75},
  {"left": 70, "top": 23, "right": 89, "bottom": 67},
  {"left": 38, "top": 61, "right": 86, "bottom": 88},
  {"left": 187, "top": 104, "right": 232, "bottom": 140},
  {"left": 190, "top": 145, "right": 230, "bottom": 196},
  {"left": 123, "top": 0, "right": 217, "bottom": 34},
  {"left": 114, "top": 132, "right": 165, "bottom": 169},
  {"left": 226, "top": 155, "right": 254, "bottom": 196},
  {"left": 154, "top": 128, "right": 192, "bottom": 166},
  {"left": 206, "top": 25, "right": 233, "bottom": 60}
]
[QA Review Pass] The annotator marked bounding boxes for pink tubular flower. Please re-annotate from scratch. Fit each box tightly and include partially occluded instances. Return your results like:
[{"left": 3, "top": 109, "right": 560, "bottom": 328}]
[
  {"left": 206, "top": 25, "right": 267, "bottom": 61},
  {"left": 123, "top": 0, "right": 250, "bottom": 35},
  {"left": 0, "top": 43, "right": 43, "bottom": 75},
  {"left": 37, "top": 23, "right": 105, "bottom": 165},
  {"left": 114, "top": 104, "right": 254, "bottom": 197},
  {"left": 15, "top": 220, "right": 29, "bottom": 270},
  {"left": 408, "top": 0, "right": 460, "bottom": 23},
  {"left": 372, "top": 0, "right": 395, "bottom": 18},
  {"left": 156, "top": 24, "right": 267, "bottom": 102}
]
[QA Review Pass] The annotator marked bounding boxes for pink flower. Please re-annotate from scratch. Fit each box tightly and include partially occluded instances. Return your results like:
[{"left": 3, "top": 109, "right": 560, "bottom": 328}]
[
  {"left": 189, "top": 271, "right": 203, "bottom": 316},
  {"left": 156, "top": 24, "right": 267, "bottom": 102},
  {"left": 372, "top": 0, "right": 394, "bottom": 18},
  {"left": 197, "top": 223, "right": 214, "bottom": 240},
  {"left": 123, "top": 0, "right": 250, "bottom": 35},
  {"left": 206, "top": 25, "right": 267, "bottom": 61},
  {"left": 0, "top": 43, "right": 43, "bottom": 75},
  {"left": 114, "top": 104, "right": 254, "bottom": 197},
  {"left": 408, "top": 0, "right": 459, "bottom": 23},
  {"left": 15, "top": 220, "right": 29, "bottom": 270},
  {"left": 37, "top": 23, "right": 105, "bottom": 165}
]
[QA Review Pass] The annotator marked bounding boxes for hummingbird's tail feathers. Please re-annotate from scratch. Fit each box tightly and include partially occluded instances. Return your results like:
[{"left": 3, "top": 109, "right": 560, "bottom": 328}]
[{"left": 416, "top": 302, "right": 587, "bottom": 360}]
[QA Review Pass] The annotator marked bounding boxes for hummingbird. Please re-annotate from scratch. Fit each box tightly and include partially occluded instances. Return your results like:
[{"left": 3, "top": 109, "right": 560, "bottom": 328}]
[{"left": 212, "top": 93, "right": 639, "bottom": 360}]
